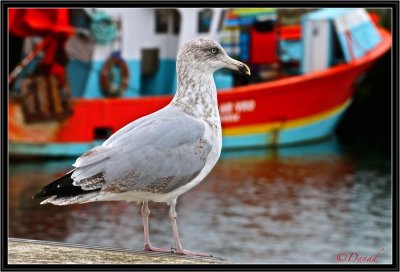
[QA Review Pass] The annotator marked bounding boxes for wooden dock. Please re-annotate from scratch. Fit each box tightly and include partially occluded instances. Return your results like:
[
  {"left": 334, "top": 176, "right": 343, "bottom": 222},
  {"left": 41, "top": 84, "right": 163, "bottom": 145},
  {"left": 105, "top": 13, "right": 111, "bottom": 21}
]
[{"left": 8, "top": 238, "right": 228, "bottom": 264}]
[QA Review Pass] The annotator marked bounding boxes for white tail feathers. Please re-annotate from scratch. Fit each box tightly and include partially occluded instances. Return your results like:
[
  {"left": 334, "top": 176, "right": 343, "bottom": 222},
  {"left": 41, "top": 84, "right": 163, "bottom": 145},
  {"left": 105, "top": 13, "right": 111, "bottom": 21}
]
[{"left": 40, "top": 192, "right": 99, "bottom": 205}]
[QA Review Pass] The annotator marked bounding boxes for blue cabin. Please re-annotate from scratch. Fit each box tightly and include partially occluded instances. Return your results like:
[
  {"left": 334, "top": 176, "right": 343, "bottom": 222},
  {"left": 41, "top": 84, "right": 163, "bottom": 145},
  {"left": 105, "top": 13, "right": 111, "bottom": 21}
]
[{"left": 301, "top": 8, "right": 381, "bottom": 73}]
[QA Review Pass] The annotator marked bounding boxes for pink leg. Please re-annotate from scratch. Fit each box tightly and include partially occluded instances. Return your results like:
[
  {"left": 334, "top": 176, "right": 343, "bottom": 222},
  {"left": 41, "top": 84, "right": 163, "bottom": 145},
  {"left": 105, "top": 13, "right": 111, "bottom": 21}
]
[
  {"left": 169, "top": 199, "right": 212, "bottom": 257},
  {"left": 141, "top": 201, "right": 171, "bottom": 253}
]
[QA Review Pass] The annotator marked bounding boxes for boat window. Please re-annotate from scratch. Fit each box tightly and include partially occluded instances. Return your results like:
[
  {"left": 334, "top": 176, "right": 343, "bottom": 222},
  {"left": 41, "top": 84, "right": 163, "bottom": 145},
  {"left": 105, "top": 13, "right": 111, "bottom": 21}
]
[
  {"left": 198, "top": 9, "right": 213, "bottom": 33},
  {"left": 155, "top": 10, "right": 169, "bottom": 33},
  {"left": 172, "top": 10, "right": 181, "bottom": 34},
  {"left": 155, "top": 9, "right": 180, "bottom": 34},
  {"left": 218, "top": 10, "right": 227, "bottom": 32}
]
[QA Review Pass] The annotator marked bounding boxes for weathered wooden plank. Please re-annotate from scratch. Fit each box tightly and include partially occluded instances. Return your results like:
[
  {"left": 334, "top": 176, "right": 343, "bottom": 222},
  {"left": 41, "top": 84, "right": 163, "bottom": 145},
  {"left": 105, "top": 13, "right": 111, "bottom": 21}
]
[{"left": 8, "top": 238, "right": 228, "bottom": 264}]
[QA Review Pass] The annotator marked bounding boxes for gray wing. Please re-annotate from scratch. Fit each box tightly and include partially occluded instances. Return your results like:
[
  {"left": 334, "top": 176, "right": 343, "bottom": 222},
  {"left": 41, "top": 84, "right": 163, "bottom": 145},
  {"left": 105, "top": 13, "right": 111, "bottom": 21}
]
[
  {"left": 102, "top": 107, "right": 169, "bottom": 147},
  {"left": 71, "top": 107, "right": 170, "bottom": 185},
  {"left": 71, "top": 107, "right": 212, "bottom": 194}
]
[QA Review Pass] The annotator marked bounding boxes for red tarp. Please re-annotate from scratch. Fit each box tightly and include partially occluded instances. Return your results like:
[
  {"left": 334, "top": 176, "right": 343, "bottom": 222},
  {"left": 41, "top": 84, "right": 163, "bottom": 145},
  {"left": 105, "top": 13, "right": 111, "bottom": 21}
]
[
  {"left": 9, "top": 8, "right": 74, "bottom": 37},
  {"left": 250, "top": 29, "right": 277, "bottom": 64},
  {"left": 8, "top": 9, "right": 74, "bottom": 87}
]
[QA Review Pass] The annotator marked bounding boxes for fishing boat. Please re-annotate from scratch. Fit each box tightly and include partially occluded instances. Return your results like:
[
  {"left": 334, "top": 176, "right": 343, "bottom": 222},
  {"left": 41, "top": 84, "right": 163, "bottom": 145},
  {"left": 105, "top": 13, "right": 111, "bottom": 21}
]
[{"left": 8, "top": 8, "right": 391, "bottom": 157}]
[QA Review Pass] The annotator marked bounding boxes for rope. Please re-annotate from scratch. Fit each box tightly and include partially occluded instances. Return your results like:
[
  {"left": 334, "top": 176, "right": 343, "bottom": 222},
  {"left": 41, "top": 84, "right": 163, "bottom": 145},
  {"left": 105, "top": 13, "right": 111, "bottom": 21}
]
[
  {"left": 8, "top": 36, "right": 52, "bottom": 85},
  {"left": 90, "top": 10, "right": 118, "bottom": 45}
]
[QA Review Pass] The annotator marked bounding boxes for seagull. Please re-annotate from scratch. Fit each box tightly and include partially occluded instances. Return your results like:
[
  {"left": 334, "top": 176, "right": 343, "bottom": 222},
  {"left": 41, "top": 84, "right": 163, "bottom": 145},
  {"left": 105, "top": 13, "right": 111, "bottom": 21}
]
[{"left": 33, "top": 37, "right": 250, "bottom": 256}]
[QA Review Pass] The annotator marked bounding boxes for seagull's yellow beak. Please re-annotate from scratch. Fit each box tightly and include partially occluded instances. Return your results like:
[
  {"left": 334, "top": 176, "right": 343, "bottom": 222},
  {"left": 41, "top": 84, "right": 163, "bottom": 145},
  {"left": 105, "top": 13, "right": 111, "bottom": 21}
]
[
  {"left": 225, "top": 57, "right": 251, "bottom": 76},
  {"left": 238, "top": 62, "right": 251, "bottom": 75}
]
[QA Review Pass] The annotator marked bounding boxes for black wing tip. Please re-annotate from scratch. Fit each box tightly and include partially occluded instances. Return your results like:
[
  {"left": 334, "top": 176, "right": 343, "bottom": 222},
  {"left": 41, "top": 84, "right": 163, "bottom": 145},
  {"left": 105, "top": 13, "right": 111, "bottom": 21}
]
[
  {"left": 32, "top": 170, "right": 75, "bottom": 200},
  {"left": 32, "top": 169, "right": 102, "bottom": 201},
  {"left": 32, "top": 190, "right": 47, "bottom": 199}
]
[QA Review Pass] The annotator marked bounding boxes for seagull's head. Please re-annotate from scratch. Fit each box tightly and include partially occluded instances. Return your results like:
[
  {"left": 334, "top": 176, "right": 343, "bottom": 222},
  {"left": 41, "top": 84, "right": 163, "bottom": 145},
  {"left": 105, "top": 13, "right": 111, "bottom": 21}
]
[{"left": 177, "top": 37, "right": 251, "bottom": 76}]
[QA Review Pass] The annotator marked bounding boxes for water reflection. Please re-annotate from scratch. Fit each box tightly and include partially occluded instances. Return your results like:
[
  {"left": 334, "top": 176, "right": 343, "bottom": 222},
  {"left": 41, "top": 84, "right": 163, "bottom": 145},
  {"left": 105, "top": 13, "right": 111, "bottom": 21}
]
[{"left": 9, "top": 138, "right": 392, "bottom": 263}]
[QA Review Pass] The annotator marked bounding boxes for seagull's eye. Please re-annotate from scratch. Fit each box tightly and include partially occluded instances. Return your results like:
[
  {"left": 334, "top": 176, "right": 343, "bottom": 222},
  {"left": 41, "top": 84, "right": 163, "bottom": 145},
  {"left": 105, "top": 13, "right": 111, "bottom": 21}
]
[{"left": 210, "top": 48, "right": 219, "bottom": 55}]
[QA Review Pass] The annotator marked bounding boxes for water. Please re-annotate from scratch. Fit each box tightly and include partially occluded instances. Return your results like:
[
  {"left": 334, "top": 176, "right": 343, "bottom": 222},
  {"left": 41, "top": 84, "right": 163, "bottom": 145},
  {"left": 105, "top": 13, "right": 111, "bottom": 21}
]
[{"left": 8, "top": 139, "right": 392, "bottom": 264}]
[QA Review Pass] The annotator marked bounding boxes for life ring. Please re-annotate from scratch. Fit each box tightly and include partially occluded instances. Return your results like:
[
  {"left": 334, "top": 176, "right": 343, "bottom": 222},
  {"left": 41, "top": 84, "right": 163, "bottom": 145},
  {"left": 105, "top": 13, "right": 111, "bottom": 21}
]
[{"left": 100, "top": 54, "right": 129, "bottom": 97}]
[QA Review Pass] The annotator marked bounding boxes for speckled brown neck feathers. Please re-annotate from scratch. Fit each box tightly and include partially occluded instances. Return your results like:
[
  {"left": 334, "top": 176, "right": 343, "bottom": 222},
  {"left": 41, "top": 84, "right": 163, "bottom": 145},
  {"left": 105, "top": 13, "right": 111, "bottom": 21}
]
[{"left": 171, "top": 71, "right": 219, "bottom": 122}]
